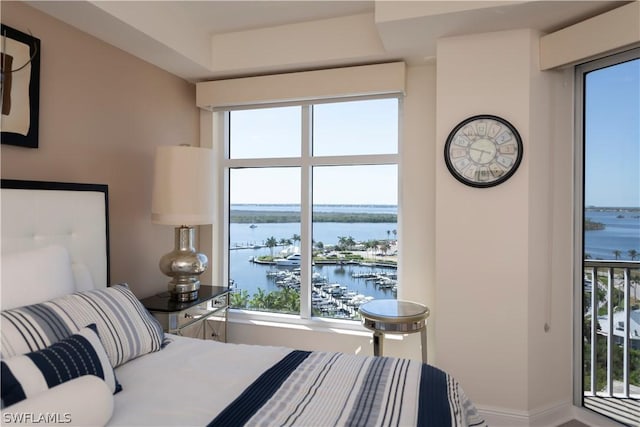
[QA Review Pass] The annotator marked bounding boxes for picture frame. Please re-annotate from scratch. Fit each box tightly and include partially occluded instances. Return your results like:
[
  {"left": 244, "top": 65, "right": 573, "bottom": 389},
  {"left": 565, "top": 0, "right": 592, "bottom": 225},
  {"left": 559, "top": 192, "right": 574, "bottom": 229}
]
[{"left": 1, "top": 24, "right": 40, "bottom": 149}]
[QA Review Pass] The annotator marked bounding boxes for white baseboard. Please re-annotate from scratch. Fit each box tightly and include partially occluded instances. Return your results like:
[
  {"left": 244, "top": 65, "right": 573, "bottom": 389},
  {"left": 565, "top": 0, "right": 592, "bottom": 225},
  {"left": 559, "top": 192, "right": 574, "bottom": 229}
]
[
  {"left": 478, "top": 401, "right": 628, "bottom": 426},
  {"left": 528, "top": 401, "right": 574, "bottom": 427},
  {"left": 477, "top": 401, "right": 573, "bottom": 427},
  {"left": 478, "top": 405, "right": 530, "bottom": 426}
]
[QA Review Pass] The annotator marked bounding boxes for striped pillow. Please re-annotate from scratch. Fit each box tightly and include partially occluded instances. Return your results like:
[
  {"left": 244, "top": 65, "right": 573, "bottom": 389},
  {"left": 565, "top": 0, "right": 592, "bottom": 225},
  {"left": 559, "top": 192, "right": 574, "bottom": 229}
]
[
  {"left": 1, "top": 324, "right": 121, "bottom": 408},
  {"left": 0, "top": 284, "right": 164, "bottom": 368}
]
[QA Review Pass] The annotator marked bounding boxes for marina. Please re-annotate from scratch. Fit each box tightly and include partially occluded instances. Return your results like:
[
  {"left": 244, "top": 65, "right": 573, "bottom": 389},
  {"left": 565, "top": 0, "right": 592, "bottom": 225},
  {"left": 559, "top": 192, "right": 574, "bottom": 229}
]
[
  {"left": 228, "top": 217, "right": 399, "bottom": 319},
  {"left": 261, "top": 265, "right": 397, "bottom": 319},
  {"left": 229, "top": 215, "right": 400, "bottom": 318}
]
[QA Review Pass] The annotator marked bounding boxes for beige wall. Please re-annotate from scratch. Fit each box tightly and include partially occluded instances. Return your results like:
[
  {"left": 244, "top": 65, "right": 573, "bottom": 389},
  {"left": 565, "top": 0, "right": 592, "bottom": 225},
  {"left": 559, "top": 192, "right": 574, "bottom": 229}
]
[
  {"left": 436, "top": 30, "right": 532, "bottom": 412},
  {"left": 435, "top": 29, "right": 574, "bottom": 422},
  {"left": 0, "top": 1, "right": 200, "bottom": 298}
]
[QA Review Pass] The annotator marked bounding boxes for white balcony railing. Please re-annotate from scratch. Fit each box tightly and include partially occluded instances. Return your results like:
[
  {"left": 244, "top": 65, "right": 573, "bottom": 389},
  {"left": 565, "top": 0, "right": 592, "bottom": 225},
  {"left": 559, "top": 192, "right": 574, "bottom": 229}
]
[
  {"left": 584, "top": 260, "right": 639, "bottom": 397},
  {"left": 583, "top": 260, "right": 640, "bottom": 425}
]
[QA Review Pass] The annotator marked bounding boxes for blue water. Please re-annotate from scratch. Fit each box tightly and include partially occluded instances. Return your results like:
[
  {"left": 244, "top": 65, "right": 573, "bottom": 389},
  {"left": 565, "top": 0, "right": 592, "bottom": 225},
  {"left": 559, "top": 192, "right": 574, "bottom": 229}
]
[
  {"left": 228, "top": 206, "right": 640, "bottom": 305},
  {"left": 584, "top": 209, "right": 640, "bottom": 260},
  {"left": 231, "top": 222, "right": 397, "bottom": 249}
]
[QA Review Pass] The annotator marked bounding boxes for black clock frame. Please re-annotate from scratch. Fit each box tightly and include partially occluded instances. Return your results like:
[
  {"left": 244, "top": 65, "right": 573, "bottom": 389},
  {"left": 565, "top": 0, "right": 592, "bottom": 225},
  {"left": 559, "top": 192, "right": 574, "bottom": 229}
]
[{"left": 444, "top": 114, "right": 523, "bottom": 188}]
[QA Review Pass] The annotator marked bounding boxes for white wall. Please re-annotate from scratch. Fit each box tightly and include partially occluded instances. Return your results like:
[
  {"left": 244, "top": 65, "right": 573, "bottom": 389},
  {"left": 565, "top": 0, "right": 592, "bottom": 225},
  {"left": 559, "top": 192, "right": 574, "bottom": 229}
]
[
  {"left": 527, "top": 38, "right": 574, "bottom": 415},
  {"left": 435, "top": 29, "right": 533, "bottom": 413},
  {"left": 435, "top": 29, "right": 574, "bottom": 423}
]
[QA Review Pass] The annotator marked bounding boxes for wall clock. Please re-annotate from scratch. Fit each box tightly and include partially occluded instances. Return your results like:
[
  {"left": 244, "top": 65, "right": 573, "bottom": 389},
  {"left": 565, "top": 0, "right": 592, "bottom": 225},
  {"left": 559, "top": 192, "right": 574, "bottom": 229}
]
[{"left": 444, "top": 115, "right": 523, "bottom": 188}]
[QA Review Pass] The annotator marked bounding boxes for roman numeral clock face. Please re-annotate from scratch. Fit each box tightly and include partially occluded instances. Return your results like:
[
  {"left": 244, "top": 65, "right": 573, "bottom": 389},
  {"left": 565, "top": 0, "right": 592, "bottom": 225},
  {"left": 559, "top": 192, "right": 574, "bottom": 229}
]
[{"left": 444, "top": 115, "right": 523, "bottom": 188}]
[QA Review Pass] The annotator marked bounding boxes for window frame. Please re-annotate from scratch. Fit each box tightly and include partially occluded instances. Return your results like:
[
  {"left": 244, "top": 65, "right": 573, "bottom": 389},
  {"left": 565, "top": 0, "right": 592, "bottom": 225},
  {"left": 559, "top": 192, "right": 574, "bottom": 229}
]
[
  {"left": 573, "top": 47, "right": 640, "bottom": 408},
  {"left": 216, "top": 94, "right": 402, "bottom": 325}
]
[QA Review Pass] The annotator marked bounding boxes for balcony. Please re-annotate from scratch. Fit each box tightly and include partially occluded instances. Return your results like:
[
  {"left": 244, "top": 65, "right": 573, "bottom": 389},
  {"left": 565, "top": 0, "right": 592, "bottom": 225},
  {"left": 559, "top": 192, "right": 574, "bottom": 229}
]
[{"left": 583, "top": 260, "right": 640, "bottom": 425}]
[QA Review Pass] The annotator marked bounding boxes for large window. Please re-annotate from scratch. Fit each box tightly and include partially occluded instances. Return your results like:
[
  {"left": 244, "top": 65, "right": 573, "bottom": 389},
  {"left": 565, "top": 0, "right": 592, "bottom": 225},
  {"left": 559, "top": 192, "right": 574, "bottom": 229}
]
[
  {"left": 225, "top": 97, "right": 399, "bottom": 320},
  {"left": 575, "top": 49, "right": 639, "bottom": 424}
]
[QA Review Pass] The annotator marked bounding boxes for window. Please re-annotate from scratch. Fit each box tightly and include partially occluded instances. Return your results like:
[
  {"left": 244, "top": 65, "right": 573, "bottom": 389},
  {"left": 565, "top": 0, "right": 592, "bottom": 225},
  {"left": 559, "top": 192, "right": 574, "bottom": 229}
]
[
  {"left": 575, "top": 48, "right": 639, "bottom": 424},
  {"left": 225, "top": 97, "right": 399, "bottom": 320}
]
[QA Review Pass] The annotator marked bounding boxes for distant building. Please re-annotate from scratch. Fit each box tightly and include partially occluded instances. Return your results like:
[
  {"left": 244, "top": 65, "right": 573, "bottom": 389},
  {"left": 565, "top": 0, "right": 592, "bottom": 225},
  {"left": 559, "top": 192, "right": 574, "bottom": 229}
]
[{"left": 597, "top": 309, "right": 640, "bottom": 350}]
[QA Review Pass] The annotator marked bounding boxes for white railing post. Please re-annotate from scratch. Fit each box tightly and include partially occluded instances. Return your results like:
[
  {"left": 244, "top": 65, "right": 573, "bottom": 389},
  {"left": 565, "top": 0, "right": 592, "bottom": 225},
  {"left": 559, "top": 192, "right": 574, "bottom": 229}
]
[
  {"left": 622, "top": 267, "right": 630, "bottom": 398},
  {"left": 606, "top": 267, "right": 613, "bottom": 396},
  {"left": 590, "top": 266, "right": 598, "bottom": 395}
]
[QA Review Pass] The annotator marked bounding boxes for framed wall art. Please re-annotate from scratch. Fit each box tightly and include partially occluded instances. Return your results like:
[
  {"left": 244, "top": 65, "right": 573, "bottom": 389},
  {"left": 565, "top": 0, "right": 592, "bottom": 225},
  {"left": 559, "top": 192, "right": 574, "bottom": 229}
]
[{"left": 1, "top": 24, "right": 40, "bottom": 148}]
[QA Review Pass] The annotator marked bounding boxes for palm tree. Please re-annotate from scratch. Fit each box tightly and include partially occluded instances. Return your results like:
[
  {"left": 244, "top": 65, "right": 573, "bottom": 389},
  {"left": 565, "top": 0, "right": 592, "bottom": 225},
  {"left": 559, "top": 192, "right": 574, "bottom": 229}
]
[
  {"left": 230, "top": 289, "right": 250, "bottom": 309},
  {"left": 386, "top": 230, "right": 391, "bottom": 241},
  {"left": 265, "top": 236, "right": 278, "bottom": 257},
  {"left": 364, "top": 240, "right": 375, "bottom": 259},
  {"left": 613, "top": 249, "right": 622, "bottom": 260},
  {"left": 250, "top": 288, "right": 268, "bottom": 310},
  {"left": 292, "top": 234, "right": 301, "bottom": 247},
  {"left": 628, "top": 249, "right": 638, "bottom": 261},
  {"left": 345, "top": 236, "right": 356, "bottom": 249},
  {"left": 337, "top": 236, "right": 355, "bottom": 250},
  {"left": 337, "top": 236, "right": 348, "bottom": 250},
  {"left": 392, "top": 229, "right": 397, "bottom": 241},
  {"left": 279, "top": 238, "right": 291, "bottom": 247},
  {"left": 369, "top": 239, "right": 380, "bottom": 259},
  {"left": 380, "top": 241, "right": 391, "bottom": 255}
]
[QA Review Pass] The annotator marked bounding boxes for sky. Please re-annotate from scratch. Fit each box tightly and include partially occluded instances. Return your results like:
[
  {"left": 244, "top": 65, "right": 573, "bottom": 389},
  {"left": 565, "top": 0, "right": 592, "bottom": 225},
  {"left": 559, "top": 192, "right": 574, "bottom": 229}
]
[
  {"left": 584, "top": 57, "right": 639, "bottom": 208},
  {"left": 228, "top": 98, "right": 398, "bottom": 205}
]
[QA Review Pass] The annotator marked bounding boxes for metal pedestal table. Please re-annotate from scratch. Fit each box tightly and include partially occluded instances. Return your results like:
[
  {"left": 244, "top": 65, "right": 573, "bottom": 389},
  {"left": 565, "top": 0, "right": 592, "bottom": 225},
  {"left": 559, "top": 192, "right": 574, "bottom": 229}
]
[{"left": 359, "top": 299, "right": 430, "bottom": 363}]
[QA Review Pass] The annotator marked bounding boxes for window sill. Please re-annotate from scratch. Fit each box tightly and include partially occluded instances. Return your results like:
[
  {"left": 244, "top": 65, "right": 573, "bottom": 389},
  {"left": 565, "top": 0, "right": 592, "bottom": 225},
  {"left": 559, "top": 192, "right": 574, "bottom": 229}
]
[{"left": 227, "top": 308, "right": 372, "bottom": 337}]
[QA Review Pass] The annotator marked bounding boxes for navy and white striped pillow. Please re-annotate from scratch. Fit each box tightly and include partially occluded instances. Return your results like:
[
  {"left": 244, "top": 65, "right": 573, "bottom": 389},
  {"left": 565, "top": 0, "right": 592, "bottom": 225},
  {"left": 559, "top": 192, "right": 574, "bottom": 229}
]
[
  {"left": 0, "top": 283, "right": 164, "bottom": 368},
  {"left": 1, "top": 324, "right": 121, "bottom": 408}
]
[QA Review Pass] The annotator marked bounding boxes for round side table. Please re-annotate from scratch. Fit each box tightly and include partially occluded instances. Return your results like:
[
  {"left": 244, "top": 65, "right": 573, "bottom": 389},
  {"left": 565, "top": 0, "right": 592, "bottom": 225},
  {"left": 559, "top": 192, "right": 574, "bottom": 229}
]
[{"left": 359, "top": 299, "right": 430, "bottom": 363}]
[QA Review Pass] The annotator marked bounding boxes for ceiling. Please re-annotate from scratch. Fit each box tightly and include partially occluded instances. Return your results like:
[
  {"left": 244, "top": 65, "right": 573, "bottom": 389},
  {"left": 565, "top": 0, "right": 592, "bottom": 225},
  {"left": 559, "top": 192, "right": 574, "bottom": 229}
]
[
  {"left": 26, "top": 1, "right": 629, "bottom": 82},
  {"left": 179, "top": 1, "right": 375, "bottom": 35}
]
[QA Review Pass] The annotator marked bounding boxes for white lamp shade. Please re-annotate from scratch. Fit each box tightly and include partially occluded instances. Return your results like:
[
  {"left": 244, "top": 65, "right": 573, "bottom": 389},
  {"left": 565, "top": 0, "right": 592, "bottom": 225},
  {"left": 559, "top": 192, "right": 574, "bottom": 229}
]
[{"left": 151, "top": 145, "right": 214, "bottom": 225}]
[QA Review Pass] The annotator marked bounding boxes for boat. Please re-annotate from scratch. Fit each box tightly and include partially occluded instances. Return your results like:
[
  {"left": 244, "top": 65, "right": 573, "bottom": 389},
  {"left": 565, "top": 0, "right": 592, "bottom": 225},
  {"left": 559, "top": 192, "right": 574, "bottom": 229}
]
[
  {"left": 274, "top": 253, "right": 301, "bottom": 266},
  {"left": 249, "top": 224, "right": 258, "bottom": 228}
]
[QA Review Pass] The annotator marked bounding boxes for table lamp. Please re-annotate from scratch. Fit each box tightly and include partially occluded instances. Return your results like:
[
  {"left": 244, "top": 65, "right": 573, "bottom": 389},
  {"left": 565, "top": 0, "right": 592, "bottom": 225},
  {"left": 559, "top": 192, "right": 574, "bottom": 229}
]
[{"left": 151, "top": 145, "right": 214, "bottom": 302}]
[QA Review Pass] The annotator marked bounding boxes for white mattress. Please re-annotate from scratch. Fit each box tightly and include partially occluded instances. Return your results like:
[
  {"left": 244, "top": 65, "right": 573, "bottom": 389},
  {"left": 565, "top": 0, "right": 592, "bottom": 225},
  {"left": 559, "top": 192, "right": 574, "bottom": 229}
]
[{"left": 110, "top": 335, "right": 291, "bottom": 426}]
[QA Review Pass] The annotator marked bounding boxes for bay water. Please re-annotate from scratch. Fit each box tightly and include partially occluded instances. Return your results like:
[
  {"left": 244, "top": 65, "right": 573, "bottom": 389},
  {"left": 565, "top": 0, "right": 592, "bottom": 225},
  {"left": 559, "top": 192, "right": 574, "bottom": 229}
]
[
  {"left": 228, "top": 206, "right": 640, "bottom": 302},
  {"left": 584, "top": 209, "right": 640, "bottom": 260}
]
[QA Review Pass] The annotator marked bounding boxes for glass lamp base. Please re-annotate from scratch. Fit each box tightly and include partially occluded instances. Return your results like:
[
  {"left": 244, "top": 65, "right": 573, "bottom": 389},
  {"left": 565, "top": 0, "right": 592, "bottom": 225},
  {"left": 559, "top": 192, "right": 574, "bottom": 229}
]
[{"left": 159, "top": 226, "right": 208, "bottom": 302}]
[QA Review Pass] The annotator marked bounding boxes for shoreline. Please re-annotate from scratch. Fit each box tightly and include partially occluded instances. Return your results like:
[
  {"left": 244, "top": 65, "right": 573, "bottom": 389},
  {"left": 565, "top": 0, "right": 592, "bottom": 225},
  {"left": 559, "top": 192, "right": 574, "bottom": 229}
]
[{"left": 249, "top": 256, "right": 397, "bottom": 269}]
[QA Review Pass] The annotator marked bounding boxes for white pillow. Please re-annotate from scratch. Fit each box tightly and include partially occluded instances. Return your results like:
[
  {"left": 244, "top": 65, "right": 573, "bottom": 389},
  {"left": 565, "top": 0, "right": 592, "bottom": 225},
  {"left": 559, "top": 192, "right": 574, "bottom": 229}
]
[
  {"left": 0, "top": 375, "right": 114, "bottom": 426},
  {"left": 1, "top": 245, "right": 75, "bottom": 310},
  {"left": 71, "top": 263, "right": 95, "bottom": 291},
  {"left": 1, "top": 284, "right": 165, "bottom": 367}
]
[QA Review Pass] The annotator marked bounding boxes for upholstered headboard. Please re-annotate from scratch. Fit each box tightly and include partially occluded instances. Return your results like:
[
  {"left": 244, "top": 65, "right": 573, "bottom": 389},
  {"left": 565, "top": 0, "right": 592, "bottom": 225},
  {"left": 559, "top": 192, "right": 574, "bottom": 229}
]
[{"left": 1, "top": 179, "right": 110, "bottom": 288}]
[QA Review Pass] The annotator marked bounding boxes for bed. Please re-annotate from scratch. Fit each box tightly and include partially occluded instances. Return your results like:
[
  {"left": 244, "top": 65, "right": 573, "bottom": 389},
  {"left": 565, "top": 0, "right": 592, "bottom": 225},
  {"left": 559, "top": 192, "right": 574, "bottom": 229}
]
[{"left": 0, "top": 179, "right": 485, "bottom": 427}]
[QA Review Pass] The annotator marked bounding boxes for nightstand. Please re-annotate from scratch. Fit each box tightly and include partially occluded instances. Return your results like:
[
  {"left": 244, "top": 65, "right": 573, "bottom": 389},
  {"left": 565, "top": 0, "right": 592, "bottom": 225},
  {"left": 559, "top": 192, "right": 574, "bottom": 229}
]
[{"left": 140, "top": 285, "right": 229, "bottom": 342}]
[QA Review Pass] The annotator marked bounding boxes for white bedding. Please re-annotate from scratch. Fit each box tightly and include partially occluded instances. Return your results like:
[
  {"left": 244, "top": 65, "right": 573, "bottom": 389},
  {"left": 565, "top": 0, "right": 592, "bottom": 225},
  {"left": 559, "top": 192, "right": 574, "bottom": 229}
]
[{"left": 110, "top": 335, "right": 291, "bottom": 426}]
